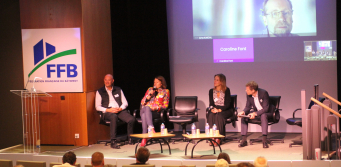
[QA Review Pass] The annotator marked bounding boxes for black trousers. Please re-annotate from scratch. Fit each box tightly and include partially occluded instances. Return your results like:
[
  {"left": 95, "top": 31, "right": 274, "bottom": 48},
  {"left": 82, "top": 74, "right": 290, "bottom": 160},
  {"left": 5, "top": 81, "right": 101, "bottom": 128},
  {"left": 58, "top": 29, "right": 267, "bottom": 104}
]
[
  {"left": 207, "top": 109, "right": 233, "bottom": 136},
  {"left": 103, "top": 110, "right": 135, "bottom": 140},
  {"left": 241, "top": 112, "right": 273, "bottom": 136}
]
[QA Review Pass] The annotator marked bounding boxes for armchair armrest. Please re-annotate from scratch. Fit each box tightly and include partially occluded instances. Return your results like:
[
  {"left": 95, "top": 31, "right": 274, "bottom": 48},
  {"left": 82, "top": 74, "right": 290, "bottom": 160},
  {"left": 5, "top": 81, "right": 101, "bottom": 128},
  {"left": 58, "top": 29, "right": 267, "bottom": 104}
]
[
  {"left": 293, "top": 108, "right": 301, "bottom": 118},
  {"left": 97, "top": 111, "right": 106, "bottom": 125},
  {"left": 272, "top": 108, "right": 281, "bottom": 123},
  {"left": 194, "top": 108, "right": 199, "bottom": 122},
  {"left": 206, "top": 107, "right": 210, "bottom": 119},
  {"left": 159, "top": 108, "right": 168, "bottom": 122},
  {"left": 233, "top": 107, "right": 239, "bottom": 121},
  {"left": 133, "top": 109, "right": 140, "bottom": 119}
]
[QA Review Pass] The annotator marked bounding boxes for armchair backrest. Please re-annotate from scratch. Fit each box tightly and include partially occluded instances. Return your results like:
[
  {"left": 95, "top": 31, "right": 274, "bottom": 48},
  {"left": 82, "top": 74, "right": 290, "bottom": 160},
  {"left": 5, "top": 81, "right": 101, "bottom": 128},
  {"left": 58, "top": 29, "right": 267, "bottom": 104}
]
[
  {"left": 174, "top": 96, "right": 197, "bottom": 116},
  {"left": 231, "top": 94, "right": 237, "bottom": 109},
  {"left": 269, "top": 96, "right": 281, "bottom": 109},
  {"left": 269, "top": 96, "right": 281, "bottom": 123},
  {"left": 307, "top": 97, "right": 325, "bottom": 109}
]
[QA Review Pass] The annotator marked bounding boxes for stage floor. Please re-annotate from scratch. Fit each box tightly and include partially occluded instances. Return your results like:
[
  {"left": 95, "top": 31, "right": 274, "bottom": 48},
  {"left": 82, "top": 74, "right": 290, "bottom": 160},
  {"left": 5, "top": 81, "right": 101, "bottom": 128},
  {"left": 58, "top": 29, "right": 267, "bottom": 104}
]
[{"left": 0, "top": 132, "right": 305, "bottom": 160}]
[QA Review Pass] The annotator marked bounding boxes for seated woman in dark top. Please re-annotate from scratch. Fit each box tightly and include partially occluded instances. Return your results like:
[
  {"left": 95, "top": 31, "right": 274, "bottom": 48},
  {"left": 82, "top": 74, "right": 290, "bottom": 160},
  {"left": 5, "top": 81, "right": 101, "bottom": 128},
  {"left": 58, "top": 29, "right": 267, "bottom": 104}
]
[{"left": 207, "top": 73, "right": 233, "bottom": 146}]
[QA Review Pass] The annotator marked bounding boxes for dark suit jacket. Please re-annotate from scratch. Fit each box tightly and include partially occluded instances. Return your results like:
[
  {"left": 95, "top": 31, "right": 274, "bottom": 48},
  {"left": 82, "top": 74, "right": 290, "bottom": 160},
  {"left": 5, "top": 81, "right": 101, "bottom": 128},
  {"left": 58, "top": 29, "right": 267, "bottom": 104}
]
[{"left": 243, "top": 88, "right": 274, "bottom": 116}]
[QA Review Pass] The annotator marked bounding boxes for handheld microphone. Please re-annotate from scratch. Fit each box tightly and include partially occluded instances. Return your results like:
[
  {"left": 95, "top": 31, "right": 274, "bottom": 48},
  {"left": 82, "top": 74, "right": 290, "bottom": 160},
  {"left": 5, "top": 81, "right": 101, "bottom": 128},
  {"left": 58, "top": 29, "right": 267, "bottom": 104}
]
[{"left": 153, "top": 86, "right": 157, "bottom": 91}]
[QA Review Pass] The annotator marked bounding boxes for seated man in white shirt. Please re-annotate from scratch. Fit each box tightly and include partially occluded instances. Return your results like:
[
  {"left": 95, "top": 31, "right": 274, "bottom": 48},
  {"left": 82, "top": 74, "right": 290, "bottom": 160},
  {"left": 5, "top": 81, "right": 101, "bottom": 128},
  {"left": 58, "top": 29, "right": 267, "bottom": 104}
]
[
  {"left": 95, "top": 74, "right": 135, "bottom": 149},
  {"left": 53, "top": 151, "right": 76, "bottom": 167},
  {"left": 238, "top": 81, "right": 275, "bottom": 148}
]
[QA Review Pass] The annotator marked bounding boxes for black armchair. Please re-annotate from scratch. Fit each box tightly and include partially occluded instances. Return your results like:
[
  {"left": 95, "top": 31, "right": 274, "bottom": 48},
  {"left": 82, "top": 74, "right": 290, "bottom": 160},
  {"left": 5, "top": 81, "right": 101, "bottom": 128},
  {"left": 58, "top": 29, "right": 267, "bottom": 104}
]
[
  {"left": 286, "top": 97, "right": 325, "bottom": 147},
  {"left": 96, "top": 111, "right": 129, "bottom": 146},
  {"left": 167, "top": 96, "right": 199, "bottom": 142},
  {"left": 206, "top": 94, "right": 239, "bottom": 141},
  {"left": 249, "top": 96, "right": 283, "bottom": 145}
]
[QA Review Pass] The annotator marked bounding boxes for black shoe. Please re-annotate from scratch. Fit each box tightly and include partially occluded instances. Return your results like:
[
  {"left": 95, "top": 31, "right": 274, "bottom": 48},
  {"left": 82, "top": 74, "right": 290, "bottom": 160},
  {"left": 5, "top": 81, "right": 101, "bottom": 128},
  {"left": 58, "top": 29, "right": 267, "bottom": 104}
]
[
  {"left": 263, "top": 142, "right": 269, "bottom": 148},
  {"left": 111, "top": 140, "right": 120, "bottom": 149},
  {"left": 238, "top": 141, "right": 248, "bottom": 147}
]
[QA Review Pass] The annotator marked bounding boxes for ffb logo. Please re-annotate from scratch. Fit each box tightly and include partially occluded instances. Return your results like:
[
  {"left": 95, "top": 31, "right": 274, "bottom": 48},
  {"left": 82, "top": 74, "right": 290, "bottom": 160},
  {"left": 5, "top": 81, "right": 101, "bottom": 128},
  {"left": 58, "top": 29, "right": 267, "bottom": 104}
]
[{"left": 29, "top": 39, "right": 78, "bottom": 78}]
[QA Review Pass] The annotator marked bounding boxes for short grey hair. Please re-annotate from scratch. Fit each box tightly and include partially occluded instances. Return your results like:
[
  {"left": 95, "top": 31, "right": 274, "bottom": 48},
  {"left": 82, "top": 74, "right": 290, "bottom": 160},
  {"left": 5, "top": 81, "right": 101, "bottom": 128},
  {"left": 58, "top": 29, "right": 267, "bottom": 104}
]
[{"left": 262, "top": 0, "right": 293, "bottom": 15}]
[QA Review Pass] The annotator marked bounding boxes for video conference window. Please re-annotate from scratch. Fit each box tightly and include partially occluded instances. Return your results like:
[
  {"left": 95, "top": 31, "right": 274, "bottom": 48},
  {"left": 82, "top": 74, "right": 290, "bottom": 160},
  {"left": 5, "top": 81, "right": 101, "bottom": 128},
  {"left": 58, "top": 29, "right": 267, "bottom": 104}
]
[
  {"left": 304, "top": 40, "right": 337, "bottom": 61},
  {"left": 193, "top": 0, "right": 317, "bottom": 39}
]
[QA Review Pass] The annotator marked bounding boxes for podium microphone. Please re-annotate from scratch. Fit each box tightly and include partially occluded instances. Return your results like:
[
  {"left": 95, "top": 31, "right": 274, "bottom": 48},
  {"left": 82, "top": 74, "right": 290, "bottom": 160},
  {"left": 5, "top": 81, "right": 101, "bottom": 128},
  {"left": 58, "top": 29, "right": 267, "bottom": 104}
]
[{"left": 31, "top": 77, "right": 42, "bottom": 92}]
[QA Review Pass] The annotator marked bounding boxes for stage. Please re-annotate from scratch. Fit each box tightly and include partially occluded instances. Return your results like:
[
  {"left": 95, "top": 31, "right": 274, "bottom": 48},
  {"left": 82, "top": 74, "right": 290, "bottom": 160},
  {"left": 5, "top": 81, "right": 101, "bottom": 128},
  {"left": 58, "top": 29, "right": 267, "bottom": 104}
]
[{"left": 0, "top": 132, "right": 340, "bottom": 167}]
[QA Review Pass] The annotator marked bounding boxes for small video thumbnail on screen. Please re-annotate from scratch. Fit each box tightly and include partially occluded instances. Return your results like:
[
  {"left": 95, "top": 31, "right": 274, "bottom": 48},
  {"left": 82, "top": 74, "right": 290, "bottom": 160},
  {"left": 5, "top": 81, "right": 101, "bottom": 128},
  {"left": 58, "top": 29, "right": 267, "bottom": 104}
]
[{"left": 304, "top": 40, "right": 337, "bottom": 61}]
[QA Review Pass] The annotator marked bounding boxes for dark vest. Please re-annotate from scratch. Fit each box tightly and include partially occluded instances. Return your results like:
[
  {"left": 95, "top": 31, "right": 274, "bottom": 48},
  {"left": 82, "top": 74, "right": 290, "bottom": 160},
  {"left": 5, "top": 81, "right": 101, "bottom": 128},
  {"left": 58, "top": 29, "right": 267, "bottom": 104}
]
[{"left": 98, "top": 86, "right": 122, "bottom": 108}]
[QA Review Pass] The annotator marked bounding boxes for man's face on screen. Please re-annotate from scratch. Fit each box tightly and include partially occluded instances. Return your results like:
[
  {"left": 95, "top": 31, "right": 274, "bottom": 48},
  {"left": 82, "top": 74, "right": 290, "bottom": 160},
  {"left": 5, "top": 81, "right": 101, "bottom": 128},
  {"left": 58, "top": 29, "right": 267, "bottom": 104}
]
[{"left": 263, "top": 0, "right": 293, "bottom": 37}]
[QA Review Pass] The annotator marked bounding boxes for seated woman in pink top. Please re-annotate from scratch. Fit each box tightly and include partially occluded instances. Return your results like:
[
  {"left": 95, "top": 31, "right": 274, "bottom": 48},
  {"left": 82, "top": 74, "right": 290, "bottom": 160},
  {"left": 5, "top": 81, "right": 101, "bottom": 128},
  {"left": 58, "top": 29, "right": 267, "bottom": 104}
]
[{"left": 140, "top": 76, "right": 170, "bottom": 146}]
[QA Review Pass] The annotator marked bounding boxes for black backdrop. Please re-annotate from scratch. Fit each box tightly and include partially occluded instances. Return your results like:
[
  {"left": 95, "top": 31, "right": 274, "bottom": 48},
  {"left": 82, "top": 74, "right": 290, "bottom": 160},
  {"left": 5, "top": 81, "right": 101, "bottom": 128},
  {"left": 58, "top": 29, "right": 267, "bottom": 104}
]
[{"left": 110, "top": 0, "right": 172, "bottom": 132}]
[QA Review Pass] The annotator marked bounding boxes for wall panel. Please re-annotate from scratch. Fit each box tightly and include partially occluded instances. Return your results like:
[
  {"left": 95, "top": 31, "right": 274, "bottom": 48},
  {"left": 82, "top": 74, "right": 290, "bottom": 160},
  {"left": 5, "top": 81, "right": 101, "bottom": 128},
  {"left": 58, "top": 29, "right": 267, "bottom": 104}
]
[{"left": 19, "top": 0, "right": 113, "bottom": 146}]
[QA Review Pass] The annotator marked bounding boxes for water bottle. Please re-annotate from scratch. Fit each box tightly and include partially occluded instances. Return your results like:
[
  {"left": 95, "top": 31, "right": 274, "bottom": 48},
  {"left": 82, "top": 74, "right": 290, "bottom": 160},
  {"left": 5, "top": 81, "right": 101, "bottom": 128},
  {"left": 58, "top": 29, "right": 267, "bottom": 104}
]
[
  {"left": 160, "top": 123, "right": 165, "bottom": 135},
  {"left": 212, "top": 124, "right": 217, "bottom": 136},
  {"left": 205, "top": 123, "right": 210, "bottom": 136},
  {"left": 148, "top": 126, "right": 153, "bottom": 137},
  {"left": 191, "top": 123, "right": 196, "bottom": 135}
]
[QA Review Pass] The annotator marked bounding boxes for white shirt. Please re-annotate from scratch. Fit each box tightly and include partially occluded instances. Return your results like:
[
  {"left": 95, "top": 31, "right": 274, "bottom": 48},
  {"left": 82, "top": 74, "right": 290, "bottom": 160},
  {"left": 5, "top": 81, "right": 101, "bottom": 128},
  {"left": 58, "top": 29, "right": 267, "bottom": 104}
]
[
  {"left": 53, "top": 163, "right": 74, "bottom": 167},
  {"left": 95, "top": 87, "right": 128, "bottom": 113},
  {"left": 252, "top": 91, "right": 263, "bottom": 112}
]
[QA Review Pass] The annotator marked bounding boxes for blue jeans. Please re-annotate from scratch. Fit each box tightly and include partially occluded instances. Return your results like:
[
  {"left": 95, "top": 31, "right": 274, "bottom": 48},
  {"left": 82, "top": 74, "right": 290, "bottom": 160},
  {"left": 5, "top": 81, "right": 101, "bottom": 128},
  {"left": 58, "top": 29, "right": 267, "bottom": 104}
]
[{"left": 140, "top": 106, "right": 160, "bottom": 133}]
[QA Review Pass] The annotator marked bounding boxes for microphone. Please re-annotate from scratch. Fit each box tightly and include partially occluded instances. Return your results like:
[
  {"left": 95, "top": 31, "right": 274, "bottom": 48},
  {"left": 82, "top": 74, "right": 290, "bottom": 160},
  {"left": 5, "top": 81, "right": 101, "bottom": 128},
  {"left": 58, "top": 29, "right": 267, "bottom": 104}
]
[
  {"left": 31, "top": 77, "right": 42, "bottom": 92},
  {"left": 153, "top": 86, "right": 157, "bottom": 91}
]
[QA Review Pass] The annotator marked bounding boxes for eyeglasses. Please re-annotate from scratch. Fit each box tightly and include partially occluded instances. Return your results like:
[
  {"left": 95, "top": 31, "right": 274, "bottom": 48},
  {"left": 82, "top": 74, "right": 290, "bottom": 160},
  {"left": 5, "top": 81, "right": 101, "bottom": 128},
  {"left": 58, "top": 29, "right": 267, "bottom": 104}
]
[{"left": 265, "top": 10, "right": 293, "bottom": 19}]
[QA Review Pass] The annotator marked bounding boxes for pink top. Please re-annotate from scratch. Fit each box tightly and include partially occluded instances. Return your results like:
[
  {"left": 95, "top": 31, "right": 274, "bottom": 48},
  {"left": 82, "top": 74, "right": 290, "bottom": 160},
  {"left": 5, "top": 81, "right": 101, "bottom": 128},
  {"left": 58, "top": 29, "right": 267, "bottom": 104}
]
[{"left": 141, "top": 87, "right": 170, "bottom": 112}]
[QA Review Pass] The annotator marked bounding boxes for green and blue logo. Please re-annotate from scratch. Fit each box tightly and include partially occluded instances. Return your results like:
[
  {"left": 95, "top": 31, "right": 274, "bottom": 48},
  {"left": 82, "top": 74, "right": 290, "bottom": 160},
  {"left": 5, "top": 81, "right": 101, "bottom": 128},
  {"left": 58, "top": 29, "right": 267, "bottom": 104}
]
[{"left": 29, "top": 39, "right": 78, "bottom": 78}]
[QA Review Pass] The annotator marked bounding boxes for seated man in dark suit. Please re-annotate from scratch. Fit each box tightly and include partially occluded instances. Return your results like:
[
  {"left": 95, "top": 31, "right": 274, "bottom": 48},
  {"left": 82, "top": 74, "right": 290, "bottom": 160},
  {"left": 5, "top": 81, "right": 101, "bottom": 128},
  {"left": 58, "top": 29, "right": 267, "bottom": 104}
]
[
  {"left": 238, "top": 81, "right": 274, "bottom": 148},
  {"left": 95, "top": 74, "right": 135, "bottom": 149},
  {"left": 131, "top": 147, "right": 150, "bottom": 165}
]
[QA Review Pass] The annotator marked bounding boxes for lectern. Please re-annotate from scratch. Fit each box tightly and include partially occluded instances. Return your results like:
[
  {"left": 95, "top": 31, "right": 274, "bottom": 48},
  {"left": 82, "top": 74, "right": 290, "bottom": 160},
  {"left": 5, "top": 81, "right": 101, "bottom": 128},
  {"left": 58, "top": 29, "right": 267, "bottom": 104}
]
[{"left": 10, "top": 90, "right": 51, "bottom": 153}]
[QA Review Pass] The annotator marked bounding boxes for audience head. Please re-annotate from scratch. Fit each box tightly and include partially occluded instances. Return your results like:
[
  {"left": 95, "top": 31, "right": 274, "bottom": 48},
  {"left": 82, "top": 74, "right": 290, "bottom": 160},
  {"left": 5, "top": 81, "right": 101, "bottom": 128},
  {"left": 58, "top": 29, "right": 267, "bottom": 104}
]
[
  {"left": 62, "top": 151, "right": 77, "bottom": 165},
  {"left": 136, "top": 147, "right": 150, "bottom": 164},
  {"left": 91, "top": 152, "right": 104, "bottom": 167},
  {"left": 215, "top": 159, "right": 229, "bottom": 167},
  {"left": 14, "top": 165, "right": 24, "bottom": 167},
  {"left": 254, "top": 156, "right": 268, "bottom": 167},
  {"left": 217, "top": 152, "right": 231, "bottom": 164},
  {"left": 154, "top": 76, "right": 167, "bottom": 89},
  {"left": 237, "top": 162, "right": 254, "bottom": 167},
  {"left": 214, "top": 73, "right": 227, "bottom": 91}
]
